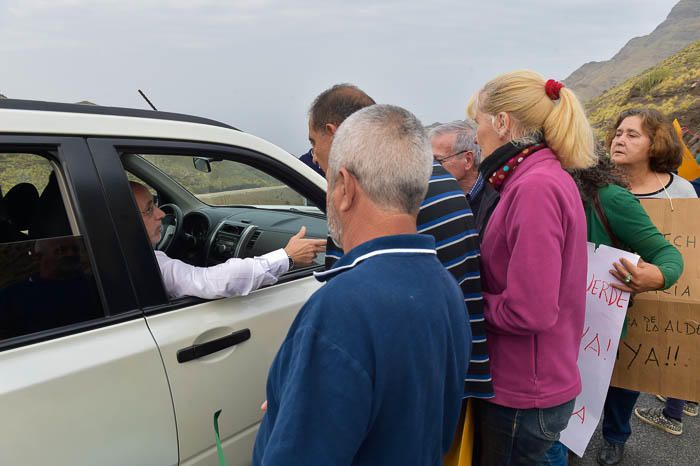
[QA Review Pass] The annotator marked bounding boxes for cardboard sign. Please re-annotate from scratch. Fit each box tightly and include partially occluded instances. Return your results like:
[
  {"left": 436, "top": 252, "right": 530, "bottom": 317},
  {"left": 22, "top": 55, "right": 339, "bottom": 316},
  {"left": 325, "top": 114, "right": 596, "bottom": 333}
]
[
  {"left": 611, "top": 199, "right": 700, "bottom": 402},
  {"left": 561, "top": 243, "right": 639, "bottom": 457}
]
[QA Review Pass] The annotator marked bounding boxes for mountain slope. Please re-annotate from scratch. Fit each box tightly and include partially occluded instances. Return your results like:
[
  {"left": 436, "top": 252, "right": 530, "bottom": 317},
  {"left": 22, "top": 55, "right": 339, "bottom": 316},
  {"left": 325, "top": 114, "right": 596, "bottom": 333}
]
[
  {"left": 585, "top": 40, "right": 700, "bottom": 138},
  {"left": 566, "top": 0, "right": 700, "bottom": 102}
]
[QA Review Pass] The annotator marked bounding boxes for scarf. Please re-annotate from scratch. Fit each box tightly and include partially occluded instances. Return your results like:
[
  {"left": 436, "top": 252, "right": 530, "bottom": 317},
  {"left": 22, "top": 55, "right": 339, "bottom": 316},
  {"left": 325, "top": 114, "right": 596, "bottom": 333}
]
[{"left": 479, "top": 142, "right": 547, "bottom": 190}]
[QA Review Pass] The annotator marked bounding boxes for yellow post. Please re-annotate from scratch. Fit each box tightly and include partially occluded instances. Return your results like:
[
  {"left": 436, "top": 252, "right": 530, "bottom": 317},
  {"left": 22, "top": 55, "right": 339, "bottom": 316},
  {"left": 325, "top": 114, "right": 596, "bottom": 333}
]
[
  {"left": 673, "top": 119, "right": 700, "bottom": 181},
  {"left": 444, "top": 399, "right": 475, "bottom": 466}
]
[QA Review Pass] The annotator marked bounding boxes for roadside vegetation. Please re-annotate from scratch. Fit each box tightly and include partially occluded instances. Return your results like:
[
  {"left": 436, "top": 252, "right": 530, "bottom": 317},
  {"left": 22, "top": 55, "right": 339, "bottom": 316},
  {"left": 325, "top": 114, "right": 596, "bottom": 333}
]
[{"left": 586, "top": 40, "right": 700, "bottom": 141}]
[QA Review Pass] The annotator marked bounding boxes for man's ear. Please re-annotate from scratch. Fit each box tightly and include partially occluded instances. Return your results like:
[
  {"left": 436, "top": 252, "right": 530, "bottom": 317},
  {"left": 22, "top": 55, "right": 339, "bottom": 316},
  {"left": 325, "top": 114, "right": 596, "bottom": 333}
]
[
  {"left": 336, "top": 167, "right": 356, "bottom": 213},
  {"left": 325, "top": 123, "right": 338, "bottom": 136},
  {"left": 463, "top": 151, "right": 475, "bottom": 170}
]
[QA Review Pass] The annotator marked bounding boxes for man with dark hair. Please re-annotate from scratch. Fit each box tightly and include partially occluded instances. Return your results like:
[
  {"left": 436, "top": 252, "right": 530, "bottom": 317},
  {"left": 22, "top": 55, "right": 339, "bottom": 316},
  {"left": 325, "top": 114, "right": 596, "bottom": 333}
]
[
  {"left": 298, "top": 148, "right": 324, "bottom": 177},
  {"left": 254, "top": 105, "right": 470, "bottom": 465},
  {"left": 307, "top": 84, "right": 377, "bottom": 265},
  {"left": 307, "top": 83, "right": 377, "bottom": 173},
  {"left": 308, "top": 84, "right": 491, "bottom": 400}
]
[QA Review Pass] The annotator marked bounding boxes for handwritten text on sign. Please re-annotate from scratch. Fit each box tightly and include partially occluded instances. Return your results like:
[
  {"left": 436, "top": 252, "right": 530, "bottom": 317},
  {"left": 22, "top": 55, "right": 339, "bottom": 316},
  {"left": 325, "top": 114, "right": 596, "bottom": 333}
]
[
  {"left": 611, "top": 199, "right": 700, "bottom": 401},
  {"left": 560, "top": 243, "right": 639, "bottom": 458}
]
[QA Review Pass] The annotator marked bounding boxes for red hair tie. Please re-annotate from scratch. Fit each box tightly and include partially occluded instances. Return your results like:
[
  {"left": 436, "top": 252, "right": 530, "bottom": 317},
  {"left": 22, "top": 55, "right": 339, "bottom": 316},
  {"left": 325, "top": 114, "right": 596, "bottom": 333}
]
[{"left": 545, "top": 79, "right": 565, "bottom": 100}]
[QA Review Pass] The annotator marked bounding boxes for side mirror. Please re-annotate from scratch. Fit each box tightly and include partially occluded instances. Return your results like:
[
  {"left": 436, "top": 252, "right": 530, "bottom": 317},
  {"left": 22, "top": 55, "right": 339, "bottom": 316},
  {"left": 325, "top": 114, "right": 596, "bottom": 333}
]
[{"left": 193, "top": 157, "right": 212, "bottom": 173}]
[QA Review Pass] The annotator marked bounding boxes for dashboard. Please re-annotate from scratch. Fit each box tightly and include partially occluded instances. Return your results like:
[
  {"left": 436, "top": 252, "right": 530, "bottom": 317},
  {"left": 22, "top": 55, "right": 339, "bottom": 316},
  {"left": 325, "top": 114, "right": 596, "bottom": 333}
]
[{"left": 176, "top": 206, "right": 328, "bottom": 269}]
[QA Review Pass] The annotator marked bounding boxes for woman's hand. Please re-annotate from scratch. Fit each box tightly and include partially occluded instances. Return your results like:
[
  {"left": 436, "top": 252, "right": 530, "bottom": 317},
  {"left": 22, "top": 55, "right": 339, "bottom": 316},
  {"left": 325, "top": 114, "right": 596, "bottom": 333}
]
[{"left": 609, "top": 257, "right": 665, "bottom": 293}]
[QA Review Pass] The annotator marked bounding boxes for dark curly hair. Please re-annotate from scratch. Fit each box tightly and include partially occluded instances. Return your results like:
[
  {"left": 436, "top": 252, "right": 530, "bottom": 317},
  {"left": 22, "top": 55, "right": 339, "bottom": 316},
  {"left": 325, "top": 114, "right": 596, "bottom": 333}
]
[
  {"left": 569, "top": 153, "right": 629, "bottom": 202},
  {"left": 605, "top": 108, "right": 683, "bottom": 173}
]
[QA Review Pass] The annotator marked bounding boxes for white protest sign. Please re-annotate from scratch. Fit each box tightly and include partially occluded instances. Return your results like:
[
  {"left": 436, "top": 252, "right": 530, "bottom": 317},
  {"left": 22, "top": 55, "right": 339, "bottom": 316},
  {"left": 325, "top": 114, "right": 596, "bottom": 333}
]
[{"left": 560, "top": 243, "right": 639, "bottom": 457}]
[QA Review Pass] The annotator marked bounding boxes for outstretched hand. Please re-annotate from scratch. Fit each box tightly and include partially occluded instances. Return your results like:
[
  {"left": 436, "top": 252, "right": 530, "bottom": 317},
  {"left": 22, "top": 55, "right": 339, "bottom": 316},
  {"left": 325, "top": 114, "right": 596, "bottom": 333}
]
[
  {"left": 284, "top": 226, "right": 326, "bottom": 267},
  {"left": 609, "top": 257, "right": 665, "bottom": 293}
]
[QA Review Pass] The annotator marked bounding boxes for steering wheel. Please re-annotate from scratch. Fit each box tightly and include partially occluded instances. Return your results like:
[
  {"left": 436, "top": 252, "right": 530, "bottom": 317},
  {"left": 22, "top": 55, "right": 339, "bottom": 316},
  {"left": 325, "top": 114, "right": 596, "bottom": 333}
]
[{"left": 156, "top": 203, "right": 183, "bottom": 253}]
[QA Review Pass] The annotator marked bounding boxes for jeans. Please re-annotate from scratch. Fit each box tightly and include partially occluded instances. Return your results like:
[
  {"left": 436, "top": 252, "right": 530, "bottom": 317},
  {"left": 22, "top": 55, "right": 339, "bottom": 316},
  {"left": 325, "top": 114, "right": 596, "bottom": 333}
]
[
  {"left": 540, "top": 440, "right": 568, "bottom": 466},
  {"left": 602, "top": 386, "right": 640, "bottom": 444},
  {"left": 664, "top": 398, "right": 686, "bottom": 421},
  {"left": 473, "top": 398, "right": 575, "bottom": 465}
]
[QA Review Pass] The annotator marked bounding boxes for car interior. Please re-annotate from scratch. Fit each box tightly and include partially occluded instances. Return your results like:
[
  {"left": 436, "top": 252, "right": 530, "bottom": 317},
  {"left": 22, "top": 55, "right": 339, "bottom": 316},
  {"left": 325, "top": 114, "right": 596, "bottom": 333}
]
[
  {"left": 0, "top": 168, "right": 102, "bottom": 340},
  {"left": 0, "top": 171, "right": 71, "bottom": 243},
  {"left": 122, "top": 153, "right": 329, "bottom": 277}
]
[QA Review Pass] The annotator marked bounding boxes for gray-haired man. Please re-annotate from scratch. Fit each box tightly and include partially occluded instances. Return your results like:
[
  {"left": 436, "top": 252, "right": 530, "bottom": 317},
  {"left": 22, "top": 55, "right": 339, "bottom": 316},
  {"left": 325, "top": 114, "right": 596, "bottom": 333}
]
[
  {"left": 254, "top": 104, "right": 470, "bottom": 466},
  {"left": 430, "top": 120, "right": 498, "bottom": 232},
  {"left": 308, "top": 86, "right": 492, "bottom": 401}
]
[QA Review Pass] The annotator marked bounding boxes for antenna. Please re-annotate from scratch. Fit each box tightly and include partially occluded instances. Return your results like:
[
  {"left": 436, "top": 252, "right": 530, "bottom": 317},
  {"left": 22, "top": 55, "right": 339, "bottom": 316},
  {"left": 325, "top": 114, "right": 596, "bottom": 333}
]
[{"left": 138, "top": 89, "right": 158, "bottom": 111}]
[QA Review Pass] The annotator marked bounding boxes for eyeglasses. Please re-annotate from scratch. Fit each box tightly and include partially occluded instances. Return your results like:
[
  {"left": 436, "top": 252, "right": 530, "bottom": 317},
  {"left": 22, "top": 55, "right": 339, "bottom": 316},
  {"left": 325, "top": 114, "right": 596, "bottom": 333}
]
[
  {"left": 434, "top": 150, "right": 470, "bottom": 164},
  {"left": 141, "top": 201, "right": 158, "bottom": 217}
]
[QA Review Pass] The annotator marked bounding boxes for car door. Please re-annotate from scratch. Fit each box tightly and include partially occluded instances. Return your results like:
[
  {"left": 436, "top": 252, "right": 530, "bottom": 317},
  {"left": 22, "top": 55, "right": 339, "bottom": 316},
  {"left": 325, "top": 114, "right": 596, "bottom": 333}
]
[
  {"left": 90, "top": 138, "right": 328, "bottom": 466},
  {"left": 0, "top": 137, "right": 177, "bottom": 466}
]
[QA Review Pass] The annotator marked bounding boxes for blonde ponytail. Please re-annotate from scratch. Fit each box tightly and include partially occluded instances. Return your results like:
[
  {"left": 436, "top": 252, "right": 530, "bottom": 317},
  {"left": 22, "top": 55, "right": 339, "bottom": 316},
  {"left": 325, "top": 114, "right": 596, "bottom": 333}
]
[
  {"left": 543, "top": 87, "right": 596, "bottom": 169},
  {"left": 468, "top": 70, "right": 597, "bottom": 169}
]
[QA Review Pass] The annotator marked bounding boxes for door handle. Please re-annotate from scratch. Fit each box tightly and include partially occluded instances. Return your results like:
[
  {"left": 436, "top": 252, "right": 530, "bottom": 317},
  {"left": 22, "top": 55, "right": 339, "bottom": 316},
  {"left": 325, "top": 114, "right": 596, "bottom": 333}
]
[{"left": 177, "top": 328, "right": 251, "bottom": 363}]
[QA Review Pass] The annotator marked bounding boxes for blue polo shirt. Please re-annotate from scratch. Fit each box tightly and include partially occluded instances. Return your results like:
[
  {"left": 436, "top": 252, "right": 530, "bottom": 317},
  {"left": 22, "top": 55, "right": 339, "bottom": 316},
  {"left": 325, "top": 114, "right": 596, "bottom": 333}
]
[{"left": 253, "top": 234, "right": 471, "bottom": 466}]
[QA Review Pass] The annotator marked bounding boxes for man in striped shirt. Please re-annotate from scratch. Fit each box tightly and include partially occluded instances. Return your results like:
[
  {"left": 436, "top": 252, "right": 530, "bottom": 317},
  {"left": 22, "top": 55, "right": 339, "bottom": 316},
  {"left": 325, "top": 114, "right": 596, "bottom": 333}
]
[
  {"left": 430, "top": 120, "right": 499, "bottom": 233},
  {"left": 423, "top": 146, "right": 493, "bottom": 400},
  {"left": 309, "top": 84, "right": 491, "bottom": 398}
]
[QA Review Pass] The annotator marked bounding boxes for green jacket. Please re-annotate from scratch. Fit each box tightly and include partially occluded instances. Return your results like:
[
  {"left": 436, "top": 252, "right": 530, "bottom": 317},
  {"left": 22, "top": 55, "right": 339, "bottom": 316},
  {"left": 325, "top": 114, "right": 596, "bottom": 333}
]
[{"left": 584, "top": 184, "right": 684, "bottom": 337}]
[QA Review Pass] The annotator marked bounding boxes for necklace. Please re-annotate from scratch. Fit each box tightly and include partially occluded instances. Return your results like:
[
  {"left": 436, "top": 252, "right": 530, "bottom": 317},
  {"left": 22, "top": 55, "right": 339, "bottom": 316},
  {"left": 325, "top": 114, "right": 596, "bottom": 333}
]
[
  {"left": 488, "top": 143, "right": 546, "bottom": 189},
  {"left": 654, "top": 172, "right": 675, "bottom": 211}
]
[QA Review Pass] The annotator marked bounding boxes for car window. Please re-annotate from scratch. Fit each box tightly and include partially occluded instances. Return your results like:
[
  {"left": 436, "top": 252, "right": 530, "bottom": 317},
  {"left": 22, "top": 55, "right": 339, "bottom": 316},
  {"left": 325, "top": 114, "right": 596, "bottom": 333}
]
[
  {"left": 118, "top": 149, "right": 328, "bottom": 304},
  {"left": 0, "top": 153, "right": 105, "bottom": 342},
  {"left": 141, "top": 154, "right": 313, "bottom": 207}
]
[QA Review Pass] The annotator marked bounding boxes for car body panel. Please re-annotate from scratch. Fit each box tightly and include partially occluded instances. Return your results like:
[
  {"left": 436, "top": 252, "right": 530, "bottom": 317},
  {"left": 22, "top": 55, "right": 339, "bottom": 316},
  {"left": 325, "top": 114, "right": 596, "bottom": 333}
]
[
  {"left": 145, "top": 276, "right": 321, "bottom": 466},
  {"left": 0, "top": 101, "right": 328, "bottom": 465},
  {"left": 0, "top": 319, "right": 178, "bottom": 466}
]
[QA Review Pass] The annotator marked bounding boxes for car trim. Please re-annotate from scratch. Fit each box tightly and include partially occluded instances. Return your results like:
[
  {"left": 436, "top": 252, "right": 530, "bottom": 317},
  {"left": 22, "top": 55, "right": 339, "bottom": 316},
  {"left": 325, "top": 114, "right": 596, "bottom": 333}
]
[
  {"left": 0, "top": 310, "right": 144, "bottom": 352},
  {"left": 87, "top": 138, "right": 170, "bottom": 308},
  {"left": 176, "top": 328, "right": 252, "bottom": 363},
  {"left": 0, "top": 98, "right": 238, "bottom": 130}
]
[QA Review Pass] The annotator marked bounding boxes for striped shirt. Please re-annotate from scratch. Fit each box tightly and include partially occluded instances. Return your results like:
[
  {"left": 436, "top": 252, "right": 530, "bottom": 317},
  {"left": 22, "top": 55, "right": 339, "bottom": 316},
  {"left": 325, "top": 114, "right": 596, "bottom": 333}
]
[
  {"left": 418, "top": 163, "right": 493, "bottom": 399},
  {"left": 325, "top": 162, "right": 493, "bottom": 399}
]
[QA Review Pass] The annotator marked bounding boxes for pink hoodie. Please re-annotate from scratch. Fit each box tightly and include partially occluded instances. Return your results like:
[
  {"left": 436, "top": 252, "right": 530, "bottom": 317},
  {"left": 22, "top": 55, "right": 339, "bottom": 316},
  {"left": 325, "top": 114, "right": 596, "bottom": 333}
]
[{"left": 480, "top": 148, "right": 587, "bottom": 409}]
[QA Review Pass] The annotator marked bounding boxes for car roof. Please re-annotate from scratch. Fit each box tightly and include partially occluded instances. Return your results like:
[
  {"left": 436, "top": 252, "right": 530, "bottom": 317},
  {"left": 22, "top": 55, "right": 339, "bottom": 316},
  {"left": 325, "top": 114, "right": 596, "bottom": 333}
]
[
  {"left": 0, "top": 99, "right": 326, "bottom": 189},
  {"left": 0, "top": 99, "right": 237, "bottom": 130}
]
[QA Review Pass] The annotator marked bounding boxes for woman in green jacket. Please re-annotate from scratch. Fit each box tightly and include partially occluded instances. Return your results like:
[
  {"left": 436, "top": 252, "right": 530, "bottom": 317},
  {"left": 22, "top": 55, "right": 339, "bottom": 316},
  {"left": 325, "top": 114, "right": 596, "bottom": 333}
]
[
  {"left": 576, "top": 158, "right": 682, "bottom": 299},
  {"left": 543, "top": 156, "right": 683, "bottom": 466}
]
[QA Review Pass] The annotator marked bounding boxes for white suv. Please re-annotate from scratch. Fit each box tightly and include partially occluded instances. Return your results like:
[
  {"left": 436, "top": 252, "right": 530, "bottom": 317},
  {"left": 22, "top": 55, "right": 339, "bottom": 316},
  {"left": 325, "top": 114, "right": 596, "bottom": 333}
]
[{"left": 0, "top": 99, "right": 328, "bottom": 466}]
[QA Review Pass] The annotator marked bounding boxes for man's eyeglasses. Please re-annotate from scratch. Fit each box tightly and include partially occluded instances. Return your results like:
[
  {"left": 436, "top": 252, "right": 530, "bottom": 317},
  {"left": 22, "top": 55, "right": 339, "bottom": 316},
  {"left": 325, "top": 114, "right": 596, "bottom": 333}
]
[
  {"left": 141, "top": 202, "right": 158, "bottom": 217},
  {"left": 434, "top": 150, "right": 470, "bottom": 164}
]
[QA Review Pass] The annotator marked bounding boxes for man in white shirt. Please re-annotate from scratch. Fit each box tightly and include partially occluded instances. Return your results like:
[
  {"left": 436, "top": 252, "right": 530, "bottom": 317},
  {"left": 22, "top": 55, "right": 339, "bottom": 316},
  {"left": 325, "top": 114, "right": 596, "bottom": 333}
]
[{"left": 131, "top": 182, "right": 326, "bottom": 300}]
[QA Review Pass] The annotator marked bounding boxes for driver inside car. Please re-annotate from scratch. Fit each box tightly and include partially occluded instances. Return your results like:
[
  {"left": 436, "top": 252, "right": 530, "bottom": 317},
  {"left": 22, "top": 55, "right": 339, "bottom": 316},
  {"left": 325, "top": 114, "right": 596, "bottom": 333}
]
[{"left": 130, "top": 182, "right": 326, "bottom": 300}]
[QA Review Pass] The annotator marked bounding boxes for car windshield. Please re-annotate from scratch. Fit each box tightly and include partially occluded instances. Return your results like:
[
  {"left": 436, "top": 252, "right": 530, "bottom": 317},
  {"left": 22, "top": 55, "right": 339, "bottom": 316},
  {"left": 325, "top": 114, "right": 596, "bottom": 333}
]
[{"left": 141, "top": 154, "right": 314, "bottom": 208}]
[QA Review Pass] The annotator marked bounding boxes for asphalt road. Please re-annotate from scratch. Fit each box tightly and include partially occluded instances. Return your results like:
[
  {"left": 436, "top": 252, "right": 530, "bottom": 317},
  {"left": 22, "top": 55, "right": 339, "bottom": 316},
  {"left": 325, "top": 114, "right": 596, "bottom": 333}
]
[{"left": 570, "top": 393, "right": 698, "bottom": 466}]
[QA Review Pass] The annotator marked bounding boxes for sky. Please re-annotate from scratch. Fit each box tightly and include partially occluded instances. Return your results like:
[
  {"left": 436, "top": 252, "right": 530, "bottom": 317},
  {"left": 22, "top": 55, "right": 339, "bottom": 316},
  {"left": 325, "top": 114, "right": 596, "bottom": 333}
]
[{"left": 0, "top": 0, "right": 680, "bottom": 155}]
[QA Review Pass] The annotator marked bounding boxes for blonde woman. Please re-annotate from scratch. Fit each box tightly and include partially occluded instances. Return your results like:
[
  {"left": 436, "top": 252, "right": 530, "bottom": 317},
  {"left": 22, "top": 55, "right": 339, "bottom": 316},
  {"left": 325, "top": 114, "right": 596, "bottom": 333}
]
[{"left": 466, "top": 70, "right": 596, "bottom": 465}]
